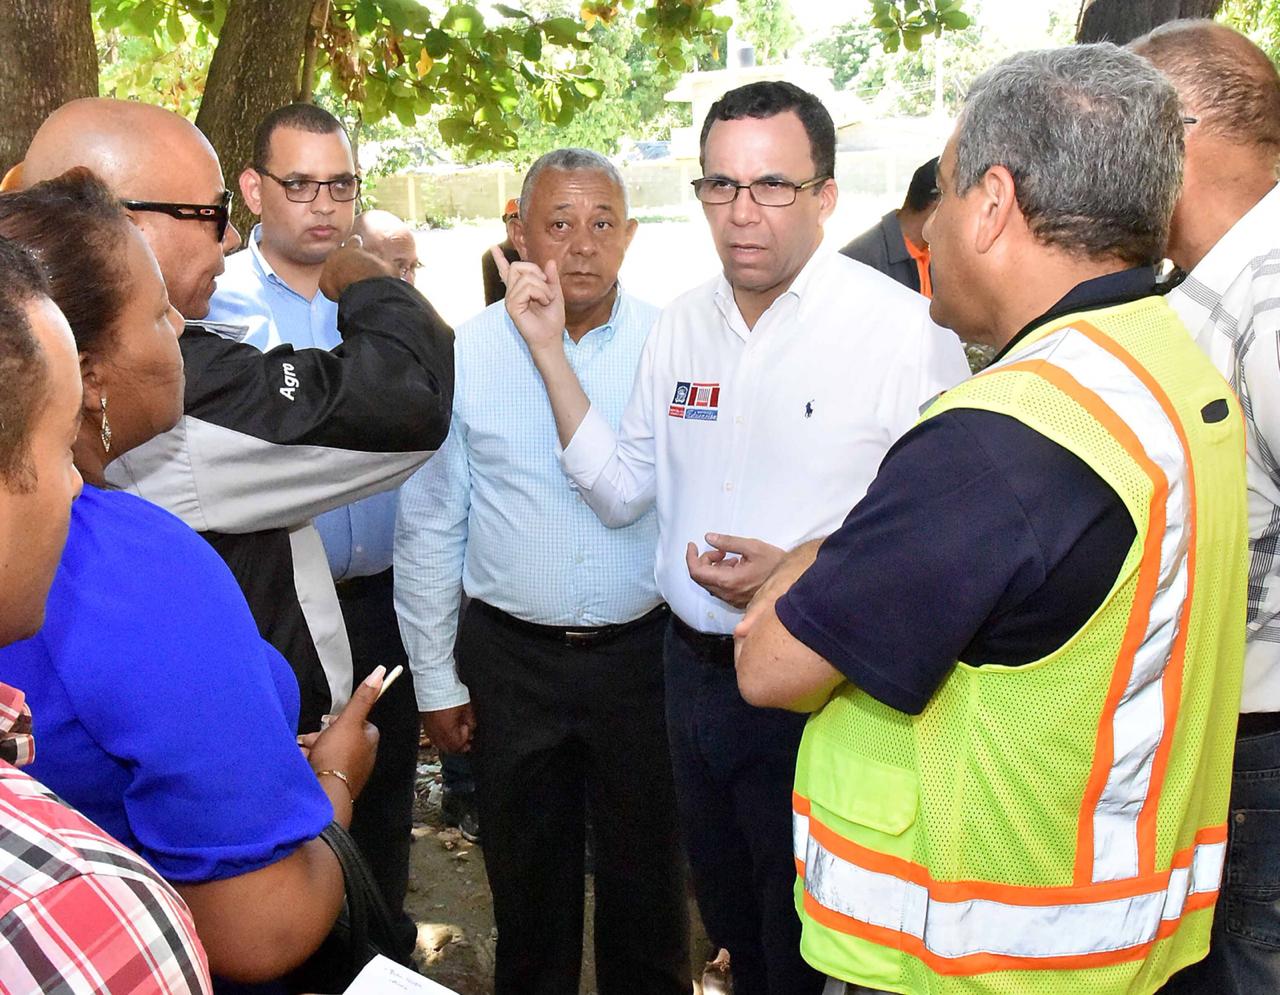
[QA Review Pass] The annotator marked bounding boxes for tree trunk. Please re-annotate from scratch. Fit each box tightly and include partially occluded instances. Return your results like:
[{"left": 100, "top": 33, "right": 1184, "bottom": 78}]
[
  {"left": 0, "top": 0, "right": 98, "bottom": 176},
  {"left": 195, "top": 0, "right": 314, "bottom": 235},
  {"left": 1076, "top": 0, "right": 1224, "bottom": 44}
]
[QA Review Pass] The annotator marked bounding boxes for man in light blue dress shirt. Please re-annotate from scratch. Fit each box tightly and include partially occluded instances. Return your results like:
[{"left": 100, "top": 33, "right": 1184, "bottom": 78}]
[
  {"left": 204, "top": 102, "right": 419, "bottom": 941},
  {"left": 395, "top": 150, "right": 689, "bottom": 995}
]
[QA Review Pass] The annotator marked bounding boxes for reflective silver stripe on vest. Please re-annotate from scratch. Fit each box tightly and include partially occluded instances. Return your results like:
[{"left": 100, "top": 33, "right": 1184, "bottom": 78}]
[
  {"left": 993, "top": 327, "right": 1190, "bottom": 883},
  {"left": 794, "top": 810, "right": 810, "bottom": 866},
  {"left": 798, "top": 829, "right": 1223, "bottom": 960}
]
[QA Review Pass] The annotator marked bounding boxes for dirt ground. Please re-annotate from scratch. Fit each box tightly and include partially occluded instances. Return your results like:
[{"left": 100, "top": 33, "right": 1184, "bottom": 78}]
[{"left": 404, "top": 746, "right": 717, "bottom": 995}]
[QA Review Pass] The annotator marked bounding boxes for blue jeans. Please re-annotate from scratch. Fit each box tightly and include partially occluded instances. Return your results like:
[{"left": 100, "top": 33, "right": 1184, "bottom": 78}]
[
  {"left": 664, "top": 621, "right": 825, "bottom": 995},
  {"left": 1163, "top": 727, "right": 1280, "bottom": 993}
]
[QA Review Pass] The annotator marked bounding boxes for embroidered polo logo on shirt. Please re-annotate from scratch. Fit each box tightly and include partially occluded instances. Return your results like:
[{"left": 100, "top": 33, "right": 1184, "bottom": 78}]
[{"left": 669, "top": 381, "right": 720, "bottom": 421}]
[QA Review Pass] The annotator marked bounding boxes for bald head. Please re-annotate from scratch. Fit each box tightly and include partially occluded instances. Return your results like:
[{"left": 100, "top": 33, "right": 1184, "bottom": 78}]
[
  {"left": 1133, "top": 20, "right": 1280, "bottom": 153},
  {"left": 21, "top": 98, "right": 240, "bottom": 320},
  {"left": 24, "top": 98, "right": 218, "bottom": 193},
  {"left": 351, "top": 210, "right": 419, "bottom": 285}
]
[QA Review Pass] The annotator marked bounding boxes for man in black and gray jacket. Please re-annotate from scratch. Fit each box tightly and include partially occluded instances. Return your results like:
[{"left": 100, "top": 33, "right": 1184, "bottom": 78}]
[{"left": 21, "top": 101, "right": 452, "bottom": 943}]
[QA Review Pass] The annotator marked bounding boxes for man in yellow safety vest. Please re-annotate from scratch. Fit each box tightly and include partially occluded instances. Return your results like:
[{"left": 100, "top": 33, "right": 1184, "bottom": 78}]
[{"left": 735, "top": 43, "right": 1249, "bottom": 995}]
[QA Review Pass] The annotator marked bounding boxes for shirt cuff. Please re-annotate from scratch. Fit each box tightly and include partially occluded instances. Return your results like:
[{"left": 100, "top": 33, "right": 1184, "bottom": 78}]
[
  {"left": 560, "top": 404, "right": 616, "bottom": 490},
  {"left": 412, "top": 667, "right": 471, "bottom": 713}
]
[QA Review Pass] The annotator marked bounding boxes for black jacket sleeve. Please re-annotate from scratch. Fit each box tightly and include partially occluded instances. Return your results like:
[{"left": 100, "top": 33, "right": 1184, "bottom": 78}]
[{"left": 104, "top": 276, "right": 455, "bottom": 534}]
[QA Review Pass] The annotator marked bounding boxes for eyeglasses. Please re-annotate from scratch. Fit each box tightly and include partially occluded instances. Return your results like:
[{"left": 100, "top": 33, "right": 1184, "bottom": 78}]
[
  {"left": 258, "top": 169, "right": 361, "bottom": 203},
  {"left": 121, "top": 190, "right": 233, "bottom": 242},
  {"left": 1182, "top": 115, "right": 1198, "bottom": 126},
  {"left": 691, "top": 175, "right": 831, "bottom": 207}
]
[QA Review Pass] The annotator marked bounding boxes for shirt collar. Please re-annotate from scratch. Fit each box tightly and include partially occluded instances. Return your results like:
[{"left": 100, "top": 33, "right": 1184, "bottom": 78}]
[
  {"left": 1186, "top": 182, "right": 1280, "bottom": 295},
  {"left": 246, "top": 223, "right": 311, "bottom": 301},
  {"left": 713, "top": 246, "right": 830, "bottom": 334},
  {"left": 0, "top": 682, "right": 34, "bottom": 768},
  {"left": 993, "top": 266, "right": 1159, "bottom": 363},
  {"left": 570, "top": 285, "right": 625, "bottom": 346},
  {"left": 507, "top": 284, "right": 627, "bottom": 346}
]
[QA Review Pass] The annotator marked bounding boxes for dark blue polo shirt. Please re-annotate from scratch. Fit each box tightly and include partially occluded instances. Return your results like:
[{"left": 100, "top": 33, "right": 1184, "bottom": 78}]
[{"left": 776, "top": 269, "right": 1159, "bottom": 715}]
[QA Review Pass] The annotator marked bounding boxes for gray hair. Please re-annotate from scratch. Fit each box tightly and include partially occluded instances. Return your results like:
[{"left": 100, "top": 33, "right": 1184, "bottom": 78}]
[
  {"left": 519, "top": 148, "right": 630, "bottom": 217},
  {"left": 954, "top": 43, "right": 1183, "bottom": 266}
]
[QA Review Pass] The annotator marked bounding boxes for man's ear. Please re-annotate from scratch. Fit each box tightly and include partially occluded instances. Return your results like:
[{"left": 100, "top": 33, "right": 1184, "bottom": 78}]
[
  {"left": 973, "top": 165, "right": 1018, "bottom": 255},
  {"left": 509, "top": 217, "right": 528, "bottom": 261},
  {"left": 816, "top": 177, "right": 838, "bottom": 226},
  {"left": 623, "top": 217, "right": 638, "bottom": 251},
  {"left": 239, "top": 167, "right": 264, "bottom": 217}
]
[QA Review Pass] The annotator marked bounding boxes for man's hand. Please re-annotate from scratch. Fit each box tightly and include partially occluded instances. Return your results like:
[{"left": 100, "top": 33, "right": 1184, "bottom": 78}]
[
  {"left": 320, "top": 234, "right": 397, "bottom": 301},
  {"left": 686, "top": 533, "right": 787, "bottom": 609},
  {"left": 490, "top": 246, "right": 565, "bottom": 355},
  {"left": 300, "top": 665, "right": 383, "bottom": 800},
  {"left": 732, "top": 539, "right": 841, "bottom": 712},
  {"left": 421, "top": 702, "right": 476, "bottom": 754}
]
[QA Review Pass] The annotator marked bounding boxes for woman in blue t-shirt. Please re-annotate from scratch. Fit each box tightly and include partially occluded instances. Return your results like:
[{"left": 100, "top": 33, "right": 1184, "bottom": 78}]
[{"left": 0, "top": 169, "right": 385, "bottom": 986}]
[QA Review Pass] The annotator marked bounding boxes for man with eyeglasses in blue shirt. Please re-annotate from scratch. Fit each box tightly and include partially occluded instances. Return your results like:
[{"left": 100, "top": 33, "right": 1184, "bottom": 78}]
[{"left": 205, "top": 102, "right": 420, "bottom": 948}]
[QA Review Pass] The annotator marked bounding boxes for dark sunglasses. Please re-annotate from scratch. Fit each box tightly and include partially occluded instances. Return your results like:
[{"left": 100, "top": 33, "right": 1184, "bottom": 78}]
[{"left": 121, "top": 189, "right": 233, "bottom": 242}]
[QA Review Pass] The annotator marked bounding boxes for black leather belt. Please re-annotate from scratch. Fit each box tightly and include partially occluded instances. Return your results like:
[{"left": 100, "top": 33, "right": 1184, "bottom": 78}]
[
  {"left": 473, "top": 600, "right": 669, "bottom": 648},
  {"left": 1238, "top": 711, "right": 1280, "bottom": 738},
  {"left": 671, "top": 614, "right": 735, "bottom": 668},
  {"left": 335, "top": 566, "right": 393, "bottom": 598}
]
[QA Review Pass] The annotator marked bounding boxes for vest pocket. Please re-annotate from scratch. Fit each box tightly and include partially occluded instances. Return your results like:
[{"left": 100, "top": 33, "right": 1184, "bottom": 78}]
[{"left": 808, "top": 744, "right": 918, "bottom": 838}]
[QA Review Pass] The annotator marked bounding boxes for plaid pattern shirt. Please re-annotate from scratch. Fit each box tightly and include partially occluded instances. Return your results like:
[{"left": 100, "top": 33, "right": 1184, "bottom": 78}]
[
  {"left": 1169, "top": 182, "right": 1280, "bottom": 712},
  {"left": 0, "top": 683, "right": 211, "bottom": 994}
]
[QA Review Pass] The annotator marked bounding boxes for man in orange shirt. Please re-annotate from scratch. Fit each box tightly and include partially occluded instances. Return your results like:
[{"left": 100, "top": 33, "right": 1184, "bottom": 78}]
[{"left": 840, "top": 156, "right": 938, "bottom": 297}]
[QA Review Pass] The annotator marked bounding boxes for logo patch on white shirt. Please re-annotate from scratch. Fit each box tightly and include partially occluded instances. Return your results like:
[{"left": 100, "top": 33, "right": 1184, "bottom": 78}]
[{"left": 669, "top": 381, "right": 720, "bottom": 421}]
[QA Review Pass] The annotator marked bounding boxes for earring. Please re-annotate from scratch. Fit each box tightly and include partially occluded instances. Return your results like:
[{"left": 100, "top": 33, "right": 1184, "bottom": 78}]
[{"left": 100, "top": 395, "right": 112, "bottom": 454}]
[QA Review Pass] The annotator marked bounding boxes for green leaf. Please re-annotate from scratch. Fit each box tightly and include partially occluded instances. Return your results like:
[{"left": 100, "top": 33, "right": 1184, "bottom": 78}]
[
  {"left": 542, "top": 16, "right": 583, "bottom": 44},
  {"left": 394, "top": 98, "right": 418, "bottom": 127},
  {"left": 355, "top": 0, "right": 378, "bottom": 35},
  {"left": 939, "top": 9, "right": 971, "bottom": 29},
  {"left": 438, "top": 115, "right": 471, "bottom": 145},
  {"left": 522, "top": 26, "right": 543, "bottom": 60},
  {"left": 424, "top": 29, "right": 450, "bottom": 57},
  {"left": 166, "top": 5, "right": 185, "bottom": 45},
  {"left": 494, "top": 3, "right": 533, "bottom": 19},
  {"left": 442, "top": 4, "right": 485, "bottom": 36},
  {"left": 573, "top": 77, "right": 602, "bottom": 98}
]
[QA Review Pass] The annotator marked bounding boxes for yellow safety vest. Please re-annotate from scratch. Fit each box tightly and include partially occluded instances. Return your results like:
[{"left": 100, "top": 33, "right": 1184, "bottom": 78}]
[{"left": 793, "top": 296, "right": 1248, "bottom": 994}]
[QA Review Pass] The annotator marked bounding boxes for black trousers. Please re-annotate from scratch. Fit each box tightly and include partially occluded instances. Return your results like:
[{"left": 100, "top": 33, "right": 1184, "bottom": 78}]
[
  {"left": 458, "top": 600, "right": 691, "bottom": 995},
  {"left": 664, "top": 622, "right": 825, "bottom": 995},
  {"left": 336, "top": 569, "right": 418, "bottom": 926}
]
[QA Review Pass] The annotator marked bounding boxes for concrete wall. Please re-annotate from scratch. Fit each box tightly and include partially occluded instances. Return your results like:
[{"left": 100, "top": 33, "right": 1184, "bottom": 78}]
[{"left": 371, "top": 142, "right": 943, "bottom": 225}]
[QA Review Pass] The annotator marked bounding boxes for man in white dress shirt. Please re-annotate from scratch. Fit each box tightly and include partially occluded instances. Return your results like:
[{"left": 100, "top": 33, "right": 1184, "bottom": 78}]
[{"left": 495, "top": 82, "right": 970, "bottom": 994}]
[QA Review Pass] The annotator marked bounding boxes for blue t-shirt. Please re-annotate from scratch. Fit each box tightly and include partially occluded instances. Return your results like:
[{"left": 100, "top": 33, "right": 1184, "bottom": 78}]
[{"left": 0, "top": 485, "right": 332, "bottom": 883}]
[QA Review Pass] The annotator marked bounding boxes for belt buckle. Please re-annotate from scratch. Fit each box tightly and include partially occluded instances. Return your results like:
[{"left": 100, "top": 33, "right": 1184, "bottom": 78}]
[{"left": 563, "top": 629, "right": 597, "bottom": 647}]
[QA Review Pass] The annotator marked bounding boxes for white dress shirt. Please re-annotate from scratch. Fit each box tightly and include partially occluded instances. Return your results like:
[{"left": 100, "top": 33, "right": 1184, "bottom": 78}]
[
  {"left": 562, "top": 249, "right": 972, "bottom": 634},
  {"left": 1168, "top": 183, "right": 1280, "bottom": 712}
]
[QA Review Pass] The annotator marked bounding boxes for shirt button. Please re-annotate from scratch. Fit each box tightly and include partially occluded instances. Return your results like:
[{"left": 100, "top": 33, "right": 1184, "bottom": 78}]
[
  {"left": 574, "top": 554, "right": 584, "bottom": 565},
  {"left": 724, "top": 482, "right": 734, "bottom": 492},
  {"left": 735, "top": 415, "right": 744, "bottom": 425},
  {"left": 354, "top": 545, "right": 364, "bottom": 555},
  {"left": 707, "top": 611, "right": 715, "bottom": 621}
]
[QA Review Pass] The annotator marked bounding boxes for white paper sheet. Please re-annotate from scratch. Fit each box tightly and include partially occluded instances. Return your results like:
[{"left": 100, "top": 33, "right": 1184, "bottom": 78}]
[{"left": 342, "top": 955, "right": 462, "bottom": 994}]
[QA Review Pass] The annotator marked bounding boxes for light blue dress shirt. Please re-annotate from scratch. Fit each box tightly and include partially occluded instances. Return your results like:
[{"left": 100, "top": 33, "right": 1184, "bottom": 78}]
[
  {"left": 205, "top": 224, "right": 398, "bottom": 580},
  {"left": 394, "top": 292, "right": 662, "bottom": 711}
]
